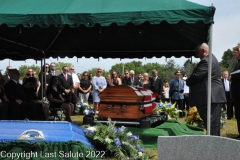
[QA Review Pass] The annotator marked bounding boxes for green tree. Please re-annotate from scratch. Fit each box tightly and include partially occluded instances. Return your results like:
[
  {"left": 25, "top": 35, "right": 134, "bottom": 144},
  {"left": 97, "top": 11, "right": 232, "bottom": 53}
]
[
  {"left": 18, "top": 65, "right": 40, "bottom": 79},
  {"left": 86, "top": 68, "right": 109, "bottom": 77},
  {"left": 220, "top": 49, "right": 237, "bottom": 73},
  {"left": 182, "top": 59, "right": 198, "bottom": 76},
  {"left": 110, "top": 61, "right": 144, "bottom": 76},
  {"left": 54, "top": 62, "right": 73, "bottom": 73}
]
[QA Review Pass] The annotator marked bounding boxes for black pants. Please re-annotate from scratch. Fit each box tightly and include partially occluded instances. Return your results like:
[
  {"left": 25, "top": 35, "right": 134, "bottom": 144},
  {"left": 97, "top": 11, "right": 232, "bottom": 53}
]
[
  {"left": 224, "top": 91, "right": 233, "bottom": 119},
  {"left": 232, "top": 92, "right": 240, "bottom": 134},
  {"left": 0, "top": 102, "right": 8, "bottom": 120},
  {"left": 171, "top": 99, "right": 184, "bottom": 110},
  {"left": 183, "top": 95, "right": 189, "bottom": 110},
  {"left": 197, "top": 103, "right": 221, "bottom": 136}
]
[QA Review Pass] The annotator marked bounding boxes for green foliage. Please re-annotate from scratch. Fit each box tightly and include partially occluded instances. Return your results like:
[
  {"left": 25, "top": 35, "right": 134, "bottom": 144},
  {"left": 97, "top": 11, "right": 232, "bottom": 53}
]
[
  {"left": 182, "top": 59, "right": 198, "bottom": 76},
  {"left": 18, "top": 65, "right": 40, "bottom": 79},
  {"left": 86, "top": 68, "right": 109, "bottom": 77},
  {"left": 219, "top": 49, "right": 238, "bottom": 73},
  {"left": 54, "top": 62, "right": 73, "bottom": 72}
]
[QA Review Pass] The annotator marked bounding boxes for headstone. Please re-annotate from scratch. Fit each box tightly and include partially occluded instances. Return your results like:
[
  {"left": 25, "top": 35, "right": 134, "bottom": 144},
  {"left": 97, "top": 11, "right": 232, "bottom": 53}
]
[{"left": 158, "top": 135, "right": 240, "bottom": 160}]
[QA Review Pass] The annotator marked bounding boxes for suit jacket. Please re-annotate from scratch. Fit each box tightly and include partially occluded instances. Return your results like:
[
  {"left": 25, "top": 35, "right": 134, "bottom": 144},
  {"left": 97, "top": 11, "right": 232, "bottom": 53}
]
[
  {"left": 230, "top": 59, "right": 240, "bottom": 100},
  {"left": 130, "top": 77, "right": 138, "bottom": 86},
  {"left": 149, "top": 76, "right": 163, "bottom": 96},
  {"left": 4, "top": 79, "right": 30, "bottom": 102},
  {"left": 3, "top": 74, "right": 10, "bottom": 83},
  {"left": 50, "top": 70, "right": 60, "bottom": 76},
  {"left": 186, "top": 54, "right": 226, "bottom": 106},
  {"left": 122, "top": 77, "right": 131, "bottom": 85},
  {"left": 57, "top": 73, "right": 73, "bottom": 92},
  {"left": 221, "top": 78, "right": 231, "bottom": 92}
]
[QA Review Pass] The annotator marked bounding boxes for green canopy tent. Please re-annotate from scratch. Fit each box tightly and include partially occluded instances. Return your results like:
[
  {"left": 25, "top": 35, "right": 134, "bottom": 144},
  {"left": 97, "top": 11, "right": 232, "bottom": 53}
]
[
  {"left": 0, "top": 0, "right": 214, "bottom": 135},
  {"left": 0, "top": 0, "right": 215, "bottom": 60}
]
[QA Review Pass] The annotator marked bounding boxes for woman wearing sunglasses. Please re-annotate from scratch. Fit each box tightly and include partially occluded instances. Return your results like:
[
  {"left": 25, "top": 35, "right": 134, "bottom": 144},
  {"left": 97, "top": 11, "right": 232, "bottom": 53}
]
[
  {"left": 92, "top": 68, "right": 107, "bottom": 115},
  {"left": 79, "top": 71, "right": 92, "bottom": 102}
]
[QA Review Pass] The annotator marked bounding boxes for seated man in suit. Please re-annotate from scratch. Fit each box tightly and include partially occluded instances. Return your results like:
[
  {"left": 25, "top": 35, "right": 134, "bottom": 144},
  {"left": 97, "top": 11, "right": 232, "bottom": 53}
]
[
  {"left": 4, "top": 69, "right": 45, "bottom": 120},
  {"left": 57, "top": 66, "right": 73, "bottom": 103}
]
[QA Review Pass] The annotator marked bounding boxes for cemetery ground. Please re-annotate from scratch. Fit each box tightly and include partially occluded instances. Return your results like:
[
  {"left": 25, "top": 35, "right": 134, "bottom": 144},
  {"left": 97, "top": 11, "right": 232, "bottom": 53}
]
[{"left": 70, "top": 114, "right": 239, "bottom": 160}]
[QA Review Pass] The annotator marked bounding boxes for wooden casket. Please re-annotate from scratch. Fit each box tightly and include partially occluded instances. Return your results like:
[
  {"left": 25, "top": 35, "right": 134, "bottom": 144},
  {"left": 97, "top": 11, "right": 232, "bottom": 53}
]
[{"left": 98, "top": 85, "right": 156, "bottom": 119}]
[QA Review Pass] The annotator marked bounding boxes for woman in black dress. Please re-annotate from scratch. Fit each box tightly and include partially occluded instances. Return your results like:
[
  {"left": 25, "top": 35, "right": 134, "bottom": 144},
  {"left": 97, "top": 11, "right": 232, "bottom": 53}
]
[
  {"left": 23, "top": 77, "right": 49, "bottom": 120},
  {"left": 138, "top": 73, "right": 150, "bottom": 89},
  {"left": 38, "top": 63, "right": 52, "bottom": 100},
  {"left": 110, "top": 71, "right": 122, "bottom": 86},
  {"left": 46, "top": 76, "right": 74, "bottom": 122},
  {"left": 78, "top": 71, "right": 92, "bottom": 102}
]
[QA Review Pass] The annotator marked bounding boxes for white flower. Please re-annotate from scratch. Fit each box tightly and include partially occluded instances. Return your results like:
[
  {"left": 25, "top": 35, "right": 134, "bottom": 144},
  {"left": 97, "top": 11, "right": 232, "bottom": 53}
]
[
  {"left": 87, "top": 127, "right": 96, "bottom": 132},
  {"left": 83, "top": 109, "right": 89, "bottom": 115},
  {"left": 83, "top": 103, "right": 89, "bottom": 107},
  {"left": 126, "top": 132, "right": 132, "bottom": 137},
  {"left": 105, "top": 137, "right": 113, "bottom": 144},
  {"left": 138, "top": 152, "right": 143, "bottom": 157}
]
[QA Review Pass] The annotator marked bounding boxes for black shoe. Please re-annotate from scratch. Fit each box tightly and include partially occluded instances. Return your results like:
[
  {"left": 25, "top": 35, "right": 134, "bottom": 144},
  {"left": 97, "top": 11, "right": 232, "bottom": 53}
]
[{"left": 233, "top": 135, "right": 240, "bottom": 139}]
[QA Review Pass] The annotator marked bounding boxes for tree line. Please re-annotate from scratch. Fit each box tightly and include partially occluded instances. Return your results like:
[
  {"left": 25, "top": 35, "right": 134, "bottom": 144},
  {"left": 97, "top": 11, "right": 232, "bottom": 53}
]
[{"left": 15, "top": 43, "right": 239, "bottom": 83}]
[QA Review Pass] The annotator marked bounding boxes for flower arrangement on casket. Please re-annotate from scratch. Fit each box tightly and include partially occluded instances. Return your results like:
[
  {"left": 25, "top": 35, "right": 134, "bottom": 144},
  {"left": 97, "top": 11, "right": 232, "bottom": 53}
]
[
  {"left": 186, "top": 106, "right": 203, "bottom": 127},
  {"left": 82, "top": 118, "right": 153, "bottom": 159},
  {"left": 75, "top": 97, "right": 94, "bottom": 115},
  {"left": 154, "top": 101, "right": 180, "bottom": 119}
]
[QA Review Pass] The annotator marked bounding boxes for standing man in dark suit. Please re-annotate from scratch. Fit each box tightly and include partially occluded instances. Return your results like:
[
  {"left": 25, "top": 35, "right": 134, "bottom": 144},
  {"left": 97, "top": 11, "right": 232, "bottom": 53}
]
[
  {"left": 122, "top": 70, "right": 131, "bottom": 85},
  {"left": 50, "top": 62, "right": 59, "bottom": 76},
  {"left": 149, "top": 69, "right": 163, "bottom": 102},
  {"left": 186, "top": 43, "right": 226, "bottom": 136},
  {"left": 221, "top": 71, "right": 233, "bottom": 119},
  {"left": 229, "top": 46, "right": 240, "bottom": 139},
  {"left": 129, "top": 70, "right": 138, "bottom": 86},
  {"left": 57, "top": 66, "right": 73, "bottom": 103},
  {"left": 3, "top": 66, "right": 12, "bottom": 83}
]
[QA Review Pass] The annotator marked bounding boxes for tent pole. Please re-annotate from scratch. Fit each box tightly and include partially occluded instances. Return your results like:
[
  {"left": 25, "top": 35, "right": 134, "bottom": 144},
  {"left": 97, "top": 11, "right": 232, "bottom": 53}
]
[
  {"left": 41, "top": 58, "right": 43, "bottom": 100},
  {"left": 45, "top": 25, "right": 65, "bottom": 52},
  {"left": 44, "top": 52, "right": 46, "bottom": 101},
  {"left": 207, "top": 23, "right": 213, "bottom": 135}
]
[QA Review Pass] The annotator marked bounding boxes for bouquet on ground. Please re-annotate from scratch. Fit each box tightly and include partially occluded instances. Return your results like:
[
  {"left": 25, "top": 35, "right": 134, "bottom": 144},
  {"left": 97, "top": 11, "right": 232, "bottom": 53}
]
[
  {"left": 75, "top": 96, "right": 94, "bottom": 115},
  {"left": 220, "top": 108, "right": 227, "bottom": 129},
  {"left": 154, "top": 101, "right": 180, "bottom": 119},
  {"left": 82, "top": 118, "right": 153, "bottom": 159},
  {"left": 186, "top": 106, "right": 203, "bottom": 127}
]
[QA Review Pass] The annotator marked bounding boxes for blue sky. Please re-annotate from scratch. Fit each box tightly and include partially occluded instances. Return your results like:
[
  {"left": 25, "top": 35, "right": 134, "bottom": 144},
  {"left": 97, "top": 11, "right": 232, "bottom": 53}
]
[{"left": 1, "top": 0, "right": 240, "bottom": 73}]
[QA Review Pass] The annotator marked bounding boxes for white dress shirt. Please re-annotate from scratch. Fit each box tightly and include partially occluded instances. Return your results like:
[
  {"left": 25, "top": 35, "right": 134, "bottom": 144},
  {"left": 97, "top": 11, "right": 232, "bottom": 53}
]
[{"left": 224, "top": 78, "right": 230, "bottom": 92}]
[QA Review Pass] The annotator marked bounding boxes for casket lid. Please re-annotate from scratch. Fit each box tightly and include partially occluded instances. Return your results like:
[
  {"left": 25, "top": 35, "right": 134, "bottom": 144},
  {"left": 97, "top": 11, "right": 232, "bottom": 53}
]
[{"left": 99, "top": 85, "right": 154, "bottom": 103}]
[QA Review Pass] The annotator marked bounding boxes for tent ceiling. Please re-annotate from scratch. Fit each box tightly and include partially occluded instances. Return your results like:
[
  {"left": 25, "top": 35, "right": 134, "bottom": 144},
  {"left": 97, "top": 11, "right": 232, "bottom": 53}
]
[{"left": 0, "top": 0, "right": 215, "bottom": 60}]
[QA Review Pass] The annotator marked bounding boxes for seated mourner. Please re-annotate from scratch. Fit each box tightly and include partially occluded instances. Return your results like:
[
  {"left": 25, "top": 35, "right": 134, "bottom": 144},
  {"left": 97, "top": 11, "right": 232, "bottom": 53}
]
[
  {"left": 46, "top": 76, "right": 74, "bottom": 122},
  {"left": 1, "top": 71, "right": 27, "bottom": 120},
  {"left": 23, "top": 77, "right": 49, "bottom": 120},
  {"left": 4, "top": 69, "right": 45, "bottom": 120}
]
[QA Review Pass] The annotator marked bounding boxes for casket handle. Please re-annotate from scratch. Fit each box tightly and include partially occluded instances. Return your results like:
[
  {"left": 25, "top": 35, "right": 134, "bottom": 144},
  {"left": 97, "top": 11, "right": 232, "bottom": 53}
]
[{"left": 106, "top": 105, "right": 127, "bottom": 110}]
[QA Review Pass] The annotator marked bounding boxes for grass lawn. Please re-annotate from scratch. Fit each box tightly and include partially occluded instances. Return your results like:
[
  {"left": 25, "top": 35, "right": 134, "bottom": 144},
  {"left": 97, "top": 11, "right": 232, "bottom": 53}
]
[{"left": 70, "top": 115, "right": 239, "bottom": 160}]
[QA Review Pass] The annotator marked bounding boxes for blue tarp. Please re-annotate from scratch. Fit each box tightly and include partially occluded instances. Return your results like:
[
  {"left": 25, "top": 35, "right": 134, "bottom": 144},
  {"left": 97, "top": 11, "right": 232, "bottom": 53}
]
[{"left": 0, "top": 120, "right": 93, "bottom": 148}]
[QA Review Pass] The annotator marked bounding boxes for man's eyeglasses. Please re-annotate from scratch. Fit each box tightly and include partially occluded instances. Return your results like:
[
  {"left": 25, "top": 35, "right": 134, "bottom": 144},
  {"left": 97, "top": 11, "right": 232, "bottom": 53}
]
[
  {"left": 125, "top": 73, "right": 129, "bottom": 74},
  {"left": 97, "top": 70, "right": 102, "bottom": 73},
  {"left": 70, "top": 69, "right": 74, "bottom": 70},
  {"left": 84, "top": 75, "right": 88, "bottom": 76},
  {"left": 45, "top": 66, "right": 49, "bottom": 68}
]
